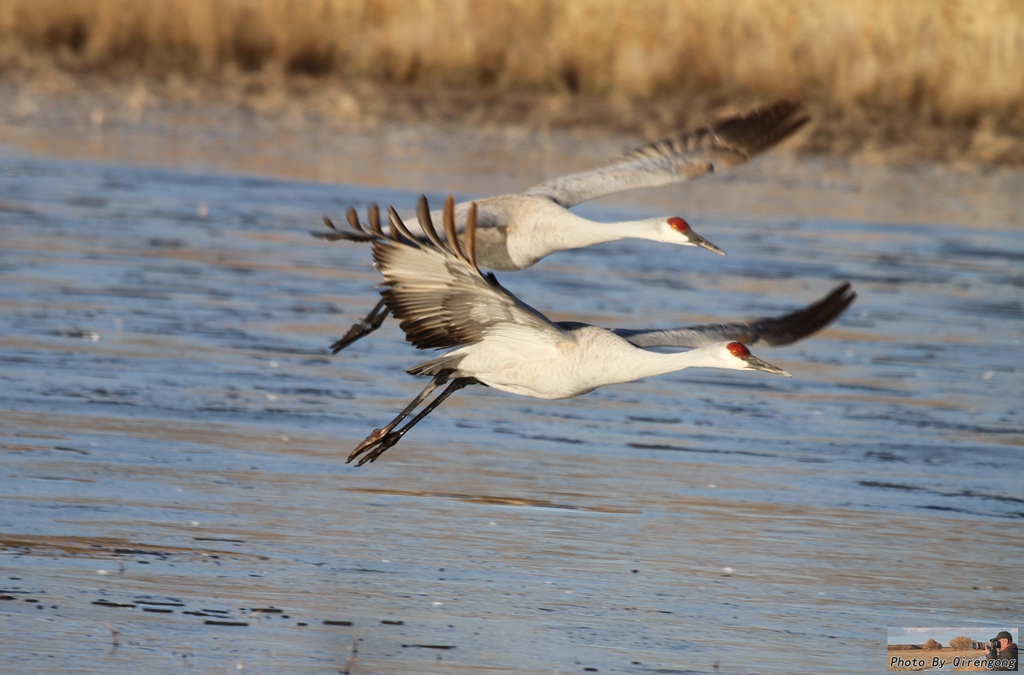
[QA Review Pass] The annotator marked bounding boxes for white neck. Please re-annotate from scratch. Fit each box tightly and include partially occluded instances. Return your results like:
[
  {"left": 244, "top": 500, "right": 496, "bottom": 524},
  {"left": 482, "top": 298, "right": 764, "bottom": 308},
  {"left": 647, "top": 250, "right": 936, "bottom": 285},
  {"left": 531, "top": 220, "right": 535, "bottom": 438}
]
[
  {"left": 509, "top": 211, "right": 665, "bottom": 269},
  {"left": 566, "top": 334, "right": 743, "bottom": 396},
  {"left": 549, "top": 211, "right": 665, "bottom": 248}
]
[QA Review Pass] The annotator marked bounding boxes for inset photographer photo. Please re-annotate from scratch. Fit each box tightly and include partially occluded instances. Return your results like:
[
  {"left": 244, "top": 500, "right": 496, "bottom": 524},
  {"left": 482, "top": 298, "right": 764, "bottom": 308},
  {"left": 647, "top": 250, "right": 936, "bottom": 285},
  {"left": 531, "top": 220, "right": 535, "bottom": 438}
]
[{"left": 888, "top": 627, "right": 1018, "bottom": 671}]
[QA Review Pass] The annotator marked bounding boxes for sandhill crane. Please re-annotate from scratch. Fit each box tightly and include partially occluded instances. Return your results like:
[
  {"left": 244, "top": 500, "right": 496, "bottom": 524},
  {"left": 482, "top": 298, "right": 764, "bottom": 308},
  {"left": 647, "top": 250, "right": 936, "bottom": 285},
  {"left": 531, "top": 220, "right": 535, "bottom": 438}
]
[
  {"left": 347, "top": 195, "right": 853, "bottom": 466},
  {"left": 318, "top": 100, "right": 809, "bottom": 352}
]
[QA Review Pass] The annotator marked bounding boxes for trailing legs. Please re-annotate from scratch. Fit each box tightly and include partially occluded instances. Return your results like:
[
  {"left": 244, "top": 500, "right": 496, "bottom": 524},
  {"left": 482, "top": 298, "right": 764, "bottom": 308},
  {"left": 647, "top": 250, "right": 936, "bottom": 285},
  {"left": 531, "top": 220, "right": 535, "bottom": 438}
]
[
  {"left": 330, "top": 299, "right": 391, "bottom": 353},
  {"left": 348, "top": 373, "right": 479, "bottom": 466}
]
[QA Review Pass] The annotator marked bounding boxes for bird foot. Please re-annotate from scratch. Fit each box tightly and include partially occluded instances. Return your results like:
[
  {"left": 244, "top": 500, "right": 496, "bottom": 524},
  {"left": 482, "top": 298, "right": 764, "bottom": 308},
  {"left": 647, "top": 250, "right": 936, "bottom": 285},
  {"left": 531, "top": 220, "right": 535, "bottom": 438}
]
[
  {"left": 330, "top": 321, "right": 374, "bottom": 354},
  {"left": 347, "top": 428, "right": 401, "bottom": 466}
]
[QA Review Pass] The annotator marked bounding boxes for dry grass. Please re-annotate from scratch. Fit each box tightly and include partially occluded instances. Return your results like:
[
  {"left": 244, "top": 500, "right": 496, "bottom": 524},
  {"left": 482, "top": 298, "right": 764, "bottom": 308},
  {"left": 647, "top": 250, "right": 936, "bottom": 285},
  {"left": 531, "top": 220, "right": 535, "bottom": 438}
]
[
  {"left": 1, "top": 0, "right": 1022, "bottom": 123},
  {"left": 2, "top": 0, "right": 1023, "bottom": 165}
]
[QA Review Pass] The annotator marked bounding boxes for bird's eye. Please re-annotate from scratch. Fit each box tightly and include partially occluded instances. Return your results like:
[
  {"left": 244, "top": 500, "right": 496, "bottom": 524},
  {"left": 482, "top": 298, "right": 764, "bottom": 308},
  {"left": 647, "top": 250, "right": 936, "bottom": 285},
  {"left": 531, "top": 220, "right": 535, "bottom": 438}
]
[
  {"left": 727, "top": 342, "right": 750, "bottom": 357},
  {"left": 668, "top": 217, "right": 690, "bottom": 233}
]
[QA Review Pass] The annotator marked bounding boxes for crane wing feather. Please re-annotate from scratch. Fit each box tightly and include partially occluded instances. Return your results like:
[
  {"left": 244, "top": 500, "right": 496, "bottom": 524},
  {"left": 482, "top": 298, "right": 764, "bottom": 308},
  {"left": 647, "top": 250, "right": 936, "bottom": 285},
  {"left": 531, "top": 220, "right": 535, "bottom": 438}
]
[
  {"left": 372, "top": 198, "right": 567, "bottom": 351},
  {"left": 524, "top": 100, "right": 809, "bottom": 208},
  {"left": 613, "top": 282, "right": 855, "bottom": 349}
]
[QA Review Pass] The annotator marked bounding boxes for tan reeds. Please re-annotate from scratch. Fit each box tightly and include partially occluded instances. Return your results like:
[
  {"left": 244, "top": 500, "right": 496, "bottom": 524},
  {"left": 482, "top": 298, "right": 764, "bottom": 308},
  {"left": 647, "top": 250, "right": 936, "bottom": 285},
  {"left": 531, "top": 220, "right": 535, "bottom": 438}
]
[{"left": 1, "top": 0, "right": 1022, "bottom": 122}]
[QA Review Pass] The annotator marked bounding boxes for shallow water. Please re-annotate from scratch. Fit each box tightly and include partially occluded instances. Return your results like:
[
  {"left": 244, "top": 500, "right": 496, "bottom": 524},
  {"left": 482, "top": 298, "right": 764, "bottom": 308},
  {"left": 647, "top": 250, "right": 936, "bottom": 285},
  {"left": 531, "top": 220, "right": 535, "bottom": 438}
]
[{"left": 1, "top": 148, "right": 1021, "bottom": 674}]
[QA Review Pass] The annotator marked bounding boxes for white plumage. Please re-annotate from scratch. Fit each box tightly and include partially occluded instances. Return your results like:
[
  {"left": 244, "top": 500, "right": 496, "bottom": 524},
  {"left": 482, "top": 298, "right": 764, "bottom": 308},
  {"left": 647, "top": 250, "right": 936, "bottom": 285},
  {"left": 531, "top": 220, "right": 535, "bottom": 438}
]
[
  {"left": 319, "top": 100, "right": 809, "bottom": 352},
  {"left": 348, "top": 195, "right": 853, "bottom": 466}
]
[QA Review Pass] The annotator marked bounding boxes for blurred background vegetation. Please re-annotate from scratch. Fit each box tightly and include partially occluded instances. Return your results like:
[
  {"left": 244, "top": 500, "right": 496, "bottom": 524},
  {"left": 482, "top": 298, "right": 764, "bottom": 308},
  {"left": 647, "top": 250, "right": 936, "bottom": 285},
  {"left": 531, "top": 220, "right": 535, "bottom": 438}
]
[{"left": 2, "top": 0, "right": 1022, "bottom": 164}]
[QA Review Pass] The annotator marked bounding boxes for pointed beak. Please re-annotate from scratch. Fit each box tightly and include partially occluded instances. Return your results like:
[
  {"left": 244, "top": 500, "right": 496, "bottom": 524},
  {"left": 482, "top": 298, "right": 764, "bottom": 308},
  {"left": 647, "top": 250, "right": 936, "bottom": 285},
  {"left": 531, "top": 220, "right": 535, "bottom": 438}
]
[
  {"left": 690, "top": 231, "right": 727, "bottom": 256},
  {"left": 745, "top": 354, "right": 793, "bottom": 377}
]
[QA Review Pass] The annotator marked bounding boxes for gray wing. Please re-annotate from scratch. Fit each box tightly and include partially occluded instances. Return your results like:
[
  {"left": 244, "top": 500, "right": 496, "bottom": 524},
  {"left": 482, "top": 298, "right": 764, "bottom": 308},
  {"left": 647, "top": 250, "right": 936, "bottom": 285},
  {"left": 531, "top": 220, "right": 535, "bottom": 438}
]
[
  {"left": 524, "top": 100, "right": 809, "bottom": 208},
  {"left": 613, "top": 283, "right": 855, "bottom": 349},
  {"left": 314, "top": 199, "right": 506, "bottom": 243},
  {"left": 372, "top": 196, "right": 566, "bottom": 351},
  {"left": 312, "top": 203, "right": 401, "bottom": 242}
]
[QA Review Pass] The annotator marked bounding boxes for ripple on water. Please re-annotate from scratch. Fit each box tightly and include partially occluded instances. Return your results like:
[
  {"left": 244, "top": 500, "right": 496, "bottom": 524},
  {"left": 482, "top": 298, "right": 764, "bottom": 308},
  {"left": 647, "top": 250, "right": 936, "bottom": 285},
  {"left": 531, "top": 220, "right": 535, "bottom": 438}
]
[{"left": 0, "top": 156, "right": 1020, "bottom": 673}]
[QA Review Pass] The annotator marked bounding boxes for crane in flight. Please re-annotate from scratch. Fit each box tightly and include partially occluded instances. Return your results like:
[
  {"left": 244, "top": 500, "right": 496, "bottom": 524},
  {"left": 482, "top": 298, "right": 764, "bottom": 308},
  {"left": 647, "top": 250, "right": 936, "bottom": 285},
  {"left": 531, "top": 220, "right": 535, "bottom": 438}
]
[
  {"left": 347, "top": 195, "right": 854, "bottom": 466},
  {"left": 317, "top": 100, "right": 809, "bottom": 352}
]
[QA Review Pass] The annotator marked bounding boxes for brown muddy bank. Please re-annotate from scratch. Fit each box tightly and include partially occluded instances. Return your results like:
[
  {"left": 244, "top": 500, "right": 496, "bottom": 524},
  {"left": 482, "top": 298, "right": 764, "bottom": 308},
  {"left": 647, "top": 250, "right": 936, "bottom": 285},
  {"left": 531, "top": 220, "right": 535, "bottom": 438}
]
[{"left": 3, "top": 64, "right": 1023, "bottom": 170}]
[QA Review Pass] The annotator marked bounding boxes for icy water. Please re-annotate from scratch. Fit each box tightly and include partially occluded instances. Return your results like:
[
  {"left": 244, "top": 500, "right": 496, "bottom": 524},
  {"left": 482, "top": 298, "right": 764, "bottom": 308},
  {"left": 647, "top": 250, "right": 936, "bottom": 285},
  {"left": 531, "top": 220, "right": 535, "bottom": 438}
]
[{"left": 1, "top": 150, "right": 1021, "bottom": 674}]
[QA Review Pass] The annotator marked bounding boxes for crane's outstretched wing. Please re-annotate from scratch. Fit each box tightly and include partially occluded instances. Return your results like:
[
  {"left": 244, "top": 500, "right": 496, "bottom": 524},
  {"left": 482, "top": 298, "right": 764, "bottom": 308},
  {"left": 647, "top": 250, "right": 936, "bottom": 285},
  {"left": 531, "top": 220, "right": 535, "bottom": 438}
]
[
  {"left": 372, "top": 195, "right": 567, "bottom": 351},
  {"left": 314, "top": 101, "right": 808, "bottom": 240},
  {"left": 312, "top": 204, "right": 381, "bottom": 242},
  {"left": 611, "top": 282, "right": 855, "bottom": 349},
  {"left": 315, "top": 200, "right": 510, "bottom": 243},
  {"left": 524, "top": 100, "right": 809, "bottom": 208}
]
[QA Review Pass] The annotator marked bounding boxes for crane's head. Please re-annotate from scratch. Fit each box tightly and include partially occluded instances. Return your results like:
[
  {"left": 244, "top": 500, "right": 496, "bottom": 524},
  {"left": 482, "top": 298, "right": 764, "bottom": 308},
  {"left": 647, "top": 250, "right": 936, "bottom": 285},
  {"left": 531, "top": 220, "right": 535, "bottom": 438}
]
[
  {"left": 719, "top": 342, "right": 792, "bottom": 377},
  {"left": 658, "top": 217, "right": 726, "bottom": 255}
]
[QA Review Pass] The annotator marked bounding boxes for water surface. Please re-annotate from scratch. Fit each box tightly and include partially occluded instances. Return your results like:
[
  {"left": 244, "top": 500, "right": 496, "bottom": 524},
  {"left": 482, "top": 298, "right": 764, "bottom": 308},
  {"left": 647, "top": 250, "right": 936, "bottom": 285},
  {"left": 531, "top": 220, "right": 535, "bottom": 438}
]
[{"left": 1, "top": 151, "right": 1021, "bottom": 674}]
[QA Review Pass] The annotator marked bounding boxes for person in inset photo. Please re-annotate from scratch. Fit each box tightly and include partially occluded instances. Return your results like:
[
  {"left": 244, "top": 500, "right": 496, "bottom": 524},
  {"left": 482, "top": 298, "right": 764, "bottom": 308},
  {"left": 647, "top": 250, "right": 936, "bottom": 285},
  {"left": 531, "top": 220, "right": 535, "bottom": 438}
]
[{"left": 981, "top": 631, "right": 1018, "bottom": 671}]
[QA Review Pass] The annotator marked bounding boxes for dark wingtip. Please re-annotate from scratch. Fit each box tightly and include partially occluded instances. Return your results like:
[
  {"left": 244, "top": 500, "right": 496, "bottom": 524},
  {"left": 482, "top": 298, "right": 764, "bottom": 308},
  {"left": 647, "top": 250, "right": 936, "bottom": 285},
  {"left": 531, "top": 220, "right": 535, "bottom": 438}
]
[
  {"left": 714, "top": 99, "right": 811, "bottom": 156},
  {"left": 752, "top": 281, "right": 856, "bottom": 347},
  {"left": 309, "top": 229, "right": 375, "bottom": 242},
  {"left": 311, "top": 210, "right": 378, "bottom": 242}
]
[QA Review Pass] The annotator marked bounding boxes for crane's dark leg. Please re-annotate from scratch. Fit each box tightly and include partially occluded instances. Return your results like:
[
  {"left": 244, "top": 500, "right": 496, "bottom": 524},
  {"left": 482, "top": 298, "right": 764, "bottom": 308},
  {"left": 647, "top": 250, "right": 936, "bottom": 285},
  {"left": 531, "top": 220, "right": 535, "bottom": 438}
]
[
  {"left": 349, "top": 372, "right": 449, "bottom": 463},
  {"left": 330, "top": 299, "right": 391, "bottom": 354},
  {"left": 349, "top": 376, "right": 478, "bottom": 466}
]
